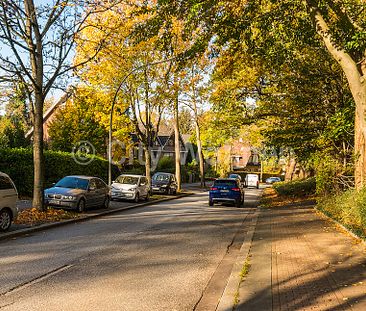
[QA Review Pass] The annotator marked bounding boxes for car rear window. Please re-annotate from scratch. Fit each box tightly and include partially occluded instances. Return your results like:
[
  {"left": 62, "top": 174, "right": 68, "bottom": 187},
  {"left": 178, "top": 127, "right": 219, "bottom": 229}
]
[
  {"left": 214, "top": 180, "right": 238, "bottom": 187},
  {"left": 247, "top": 174, "right": 258, "bottom": 178}
]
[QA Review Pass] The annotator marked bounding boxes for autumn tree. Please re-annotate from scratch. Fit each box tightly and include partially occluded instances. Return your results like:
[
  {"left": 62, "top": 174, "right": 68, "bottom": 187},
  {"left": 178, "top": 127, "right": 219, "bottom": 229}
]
[
  {"left": 178, "top": 108, "right": 194, "bottom": 134},
  {"left": 48, "top": 86, "right": 132, "bottom": 156},
  {"left": 181, "top": 61, "right": 212, "bottom": 187},
  {"left": 74, "top": 1, "right": 173, "bottom": 185},
  {"left": 0, "top": 83, "right": 31, "bottom": 148},
  {"left": 139, "top": 0, "right": 366, "bottom": 187},
  {"left": 0, "top": 0, "right": 119, "bottom": 209}
]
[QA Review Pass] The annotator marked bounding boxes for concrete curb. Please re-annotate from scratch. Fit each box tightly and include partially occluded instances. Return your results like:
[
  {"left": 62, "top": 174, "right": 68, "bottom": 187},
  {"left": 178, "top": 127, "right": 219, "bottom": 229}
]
[
  {"left": 216, "top": 210, "right": 259, "bottom": 311},
  {"left": 0, "top": 192, "right": 194, "bottom": 242},
  {"left": 314, "top": 206, "right": 366, "bottom": 247}
]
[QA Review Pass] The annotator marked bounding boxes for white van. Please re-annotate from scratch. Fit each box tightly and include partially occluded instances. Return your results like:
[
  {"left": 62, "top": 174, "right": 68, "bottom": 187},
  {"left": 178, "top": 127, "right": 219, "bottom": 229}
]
[
  {"left": 245, "top": 174, "right": 259, "bottom": 189},
  {"left": 0, "top": 172, "right": 19, "bottom": 231}
]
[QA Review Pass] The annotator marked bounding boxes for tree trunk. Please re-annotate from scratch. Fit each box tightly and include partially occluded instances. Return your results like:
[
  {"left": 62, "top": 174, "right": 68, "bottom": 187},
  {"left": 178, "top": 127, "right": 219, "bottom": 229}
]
[
  {"left": 354, "top": 98, "right": 366, "bottom": 188},
  {"left": 174, "top": 95, "right": 181, "bottom": 192},
  {"left": 195, "top": 121, "right": 205, "bottom": 187},
  {"left": 308, "top": 4, "right": 366, "bottom": 188},
  {"left": 285, "top": 158, "right": 297, "bottom": 181},
  {"left": 192, "top": 106, "right": 205, "bottom": 187},
  {"left": 145, "top": 147, "right": 152, "bottom": 186},
  {"left": 190, "top": 65, "right": 205, "bottom": 187},
  {"left": 32, "top": 92, "right": 45, "bottom": 210}
]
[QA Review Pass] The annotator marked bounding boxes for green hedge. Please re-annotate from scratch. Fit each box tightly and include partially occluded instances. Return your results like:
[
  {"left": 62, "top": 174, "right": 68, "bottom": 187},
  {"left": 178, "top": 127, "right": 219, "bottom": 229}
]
[
  {"left": 317, "top": 188, "right": 366, "bottom": 238},
  {"left": 0, "top": 148, "right": 119, "bottom": 196},
  {"left": 273, "top": 177, "right": 316, "bottom": 197}
]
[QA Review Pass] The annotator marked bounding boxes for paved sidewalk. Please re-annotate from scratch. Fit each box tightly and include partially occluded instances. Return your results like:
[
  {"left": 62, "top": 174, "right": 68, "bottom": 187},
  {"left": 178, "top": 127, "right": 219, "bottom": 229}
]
[{"left": 236, "top": 203, "right": 366, "bottom": 310}]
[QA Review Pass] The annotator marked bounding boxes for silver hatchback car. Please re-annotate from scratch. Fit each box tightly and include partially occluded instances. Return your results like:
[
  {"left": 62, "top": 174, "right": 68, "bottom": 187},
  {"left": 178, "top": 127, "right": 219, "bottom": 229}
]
[
  {"left": 111, "top": 174, "right": 150, "bottom": 202},
  {"left": 0, "top": 172, "right": 19, "bottom": 231}
]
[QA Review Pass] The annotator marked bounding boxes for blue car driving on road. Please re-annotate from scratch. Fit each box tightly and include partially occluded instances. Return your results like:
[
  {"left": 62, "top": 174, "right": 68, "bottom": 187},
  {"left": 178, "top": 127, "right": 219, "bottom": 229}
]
[{"left": 209, "top": 178, "right": 244, "bottom": 207}]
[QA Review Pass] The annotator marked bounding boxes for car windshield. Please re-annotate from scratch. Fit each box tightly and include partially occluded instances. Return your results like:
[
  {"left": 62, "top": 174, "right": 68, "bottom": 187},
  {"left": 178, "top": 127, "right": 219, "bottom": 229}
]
[
  {"left": 153, "top": 174, "right": 170, "bottom": 181},
  {"left": 229, "top": 174, "right": 239, "bottom": 179},
  {"left": 115, "top": 176, "right": 139, "bottom": 185},
  {"left": 214, "top": 180, "right": 237, "bottom": 187},
  {"left": 55, "top": 177, "right": 89, "bottom": 190}
]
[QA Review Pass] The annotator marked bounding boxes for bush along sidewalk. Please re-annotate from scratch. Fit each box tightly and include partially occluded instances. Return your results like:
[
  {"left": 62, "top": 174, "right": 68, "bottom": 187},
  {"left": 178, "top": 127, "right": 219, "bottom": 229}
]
[
  {"left": 272, "top": 177, "right": 316, "bottom": 197},
  {"left": 317, "top": 188, "right": 366, "bottom": 239},
  {"left": 260, "top": 177, "right": 317, "bottom": 208},
  {"left": 265, "top": 177, "right": 366, "bottom": 241}
]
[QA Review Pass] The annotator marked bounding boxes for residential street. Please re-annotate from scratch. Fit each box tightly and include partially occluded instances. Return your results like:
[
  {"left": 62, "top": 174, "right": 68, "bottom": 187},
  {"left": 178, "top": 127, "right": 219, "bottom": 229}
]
[{"left": 0, "top": 188, "right": 262, "bottom": 311}]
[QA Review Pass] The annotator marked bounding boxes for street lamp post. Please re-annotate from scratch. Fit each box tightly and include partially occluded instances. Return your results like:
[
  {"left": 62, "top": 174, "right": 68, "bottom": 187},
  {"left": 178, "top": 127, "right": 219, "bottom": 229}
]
[{"left": 108, "top": 57, "right": 176, "bottom": 186}]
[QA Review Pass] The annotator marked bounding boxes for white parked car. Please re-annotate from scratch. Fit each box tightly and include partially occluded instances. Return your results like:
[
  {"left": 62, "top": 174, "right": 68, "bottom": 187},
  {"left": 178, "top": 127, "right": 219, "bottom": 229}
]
[
  {"left": 111, "top": 174, "right": 150, "bottom": 202},
  {"left": 245, "top": 174, "right": 260, "bottom": 189},
  {"left": 0, "top": 172, "right": 19, "bottom": 231}
]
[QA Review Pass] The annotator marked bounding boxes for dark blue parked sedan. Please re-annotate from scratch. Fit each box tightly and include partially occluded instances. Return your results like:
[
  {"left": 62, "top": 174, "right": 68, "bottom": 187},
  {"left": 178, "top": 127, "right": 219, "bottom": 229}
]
[{"left": 209, "top": 178, "right": 244, "bottom": 207}]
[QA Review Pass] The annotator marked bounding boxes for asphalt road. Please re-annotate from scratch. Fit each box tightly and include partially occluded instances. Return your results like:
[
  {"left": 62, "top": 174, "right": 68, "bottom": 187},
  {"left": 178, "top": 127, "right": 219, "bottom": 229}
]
[
  {"left": 9, "top": 196, "right": 167, "bottom": 233},
  {"left": 0, "top": 188, "right": 262, "bottom": 311}
]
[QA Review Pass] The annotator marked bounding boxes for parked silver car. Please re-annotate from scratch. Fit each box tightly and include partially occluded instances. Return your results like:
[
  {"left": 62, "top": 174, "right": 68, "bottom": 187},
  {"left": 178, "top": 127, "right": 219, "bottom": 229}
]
[
  {"left": 265, "top": 176, "right": 282, "bottom": 184},
  {"left": 44, "top": 176, "right": 110, "bottom": 212},
  {"left": 111, "top": 174, "right": 150, "bottom": 202},
  {"left": 0, "top": 172, "right": 19, "bottom": 231}
]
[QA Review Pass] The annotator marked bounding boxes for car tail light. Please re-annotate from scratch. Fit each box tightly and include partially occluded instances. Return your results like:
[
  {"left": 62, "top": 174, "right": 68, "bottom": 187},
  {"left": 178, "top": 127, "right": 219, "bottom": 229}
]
[
  {"left": 232, "top": 188, "right": 240, "bottom": 191},
  {"left": 210, "top": 187, "right": 218, "bottom": 191}
]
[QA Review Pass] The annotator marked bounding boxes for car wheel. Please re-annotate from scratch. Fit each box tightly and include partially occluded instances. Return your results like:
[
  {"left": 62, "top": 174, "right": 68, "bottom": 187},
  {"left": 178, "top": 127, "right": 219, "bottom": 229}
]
[
  {"left": 77, "top": 199, "right": 86, "bottom": 213},
  {"left": 0, "top": 209, "right": 12, "bottom": 231},
  {"left": 236, "top": 199, "right": 242, "bottom": 208},
  {"left": 103, "top": 196, "right": 110, "bottom": 209},
  {"left": 145, "top": 192, "right": 150, "bottom": 201},
  {"left": 209, "top": 200, "right": 214, "bottom": 206},
  {"left": 134, "top": 193, "right": 140, "bottom": 203}
]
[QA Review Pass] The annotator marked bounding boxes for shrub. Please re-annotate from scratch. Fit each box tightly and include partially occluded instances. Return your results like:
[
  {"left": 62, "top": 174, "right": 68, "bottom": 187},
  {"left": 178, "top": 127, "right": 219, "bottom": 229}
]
[
  {"left": 156, "top": 156, "right": 175, "bottom": 173},
  {"left": 317, "top": 188, "right": 366, "bottom": 238},
  {"left": 0, "top": 148, "right": 119, "bottom": 196},
  {"left": 273, "top": 177, "right": 316, "bottom": 197}
]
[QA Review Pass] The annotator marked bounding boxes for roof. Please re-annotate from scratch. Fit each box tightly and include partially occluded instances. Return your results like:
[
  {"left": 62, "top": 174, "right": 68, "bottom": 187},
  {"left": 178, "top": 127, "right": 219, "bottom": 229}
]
[
  {"left": 181, "top": 134, "right": 191, "bottom": 144},
  {"left": 157, "top": 135, "right": 170, "bottom": 146},
  {"left": 153, "top": 172, "right": 173, "bottom": 176},
  {"left": 64, "top": 175, "right": 96, "bottom": 180},
  {"left": 215, "top": 178, "right": 237, "bottom": 181},
  {"left": 130, "top": 131, "right": 187, "bottom": 150},
  {"left": 25, "top": 90, "right": 73, "bottom": 139}
]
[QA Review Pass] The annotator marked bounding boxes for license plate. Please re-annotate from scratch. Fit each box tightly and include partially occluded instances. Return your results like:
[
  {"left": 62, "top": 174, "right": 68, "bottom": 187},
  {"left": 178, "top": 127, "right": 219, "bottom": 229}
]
[
  {"left": 153, "top": 187, "right": 160, "bottom": 191},
  {"left": 49, "top": 199, "right": 61, "bottom": 205},
  {"left": 220, "top": 190, "right": 229, "bottom": 193}
]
